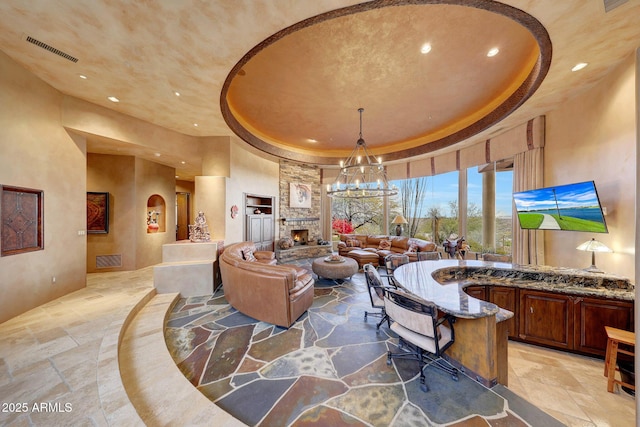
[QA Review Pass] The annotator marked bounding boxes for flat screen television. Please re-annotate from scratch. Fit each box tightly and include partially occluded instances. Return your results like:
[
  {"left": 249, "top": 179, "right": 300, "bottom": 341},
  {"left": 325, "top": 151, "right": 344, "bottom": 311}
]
[{"left": 513, "top": 181, "right": 608, "bottom": 232}]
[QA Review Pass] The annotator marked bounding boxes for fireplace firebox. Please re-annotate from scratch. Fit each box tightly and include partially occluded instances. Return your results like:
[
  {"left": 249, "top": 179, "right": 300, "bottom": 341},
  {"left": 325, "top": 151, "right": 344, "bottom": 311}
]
[{"left": 291, "top": 229, "right": 308, "bottom": 245}]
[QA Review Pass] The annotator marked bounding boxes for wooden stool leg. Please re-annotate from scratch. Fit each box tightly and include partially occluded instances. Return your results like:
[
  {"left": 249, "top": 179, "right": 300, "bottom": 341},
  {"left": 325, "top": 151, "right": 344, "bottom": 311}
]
[
  {"left": 604, "top": 337, "right": 612, "bottom": 377},
  {"left": 607, "top": 340, "right": 619, "bottom": 393}
]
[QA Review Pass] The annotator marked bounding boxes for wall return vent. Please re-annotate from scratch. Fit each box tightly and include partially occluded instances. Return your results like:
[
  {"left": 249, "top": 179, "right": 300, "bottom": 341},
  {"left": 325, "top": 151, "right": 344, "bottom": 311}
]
[
  {"left": 96, "top": 254, "right": 122, "bottom": 269},
  {"left": 25, "top": 35, "right": 78, "bottom": 63}
]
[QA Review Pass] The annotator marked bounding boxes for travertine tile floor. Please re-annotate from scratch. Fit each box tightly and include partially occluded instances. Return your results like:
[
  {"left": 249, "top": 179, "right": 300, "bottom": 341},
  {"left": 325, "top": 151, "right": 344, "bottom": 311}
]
[
  {"left": 0, "top": 266, "right": 635, "bottom": 426},
  {"left": 507, "top": 340, "right": 636, "bottom": 426}
]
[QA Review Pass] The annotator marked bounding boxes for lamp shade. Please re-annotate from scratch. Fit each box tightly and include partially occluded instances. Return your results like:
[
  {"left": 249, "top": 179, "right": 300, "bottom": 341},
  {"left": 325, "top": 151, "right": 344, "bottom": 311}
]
[
  {"left": 576, "top": 238, "right": 612, "bottom": 253},
  {"left": 391, "top": 215, "right": 408, "bottom": 225},
  {"left": 576, "top": 238, "right": 612, "bottom": 273}
]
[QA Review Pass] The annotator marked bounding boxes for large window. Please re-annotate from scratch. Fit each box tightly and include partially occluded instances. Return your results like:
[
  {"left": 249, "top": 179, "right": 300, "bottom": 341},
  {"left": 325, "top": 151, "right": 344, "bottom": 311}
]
[
  {"left": 329, "top": 165, "right": 511, "bottom": 254},
  {"left": 495, "top": 166, "right": 513, "bottom": 255},
  {"left": 331, "top": 197, "right": 385, "bottom": 235},
  {"left": 466, "top": 166, "right": 483, "bottom": 252}
]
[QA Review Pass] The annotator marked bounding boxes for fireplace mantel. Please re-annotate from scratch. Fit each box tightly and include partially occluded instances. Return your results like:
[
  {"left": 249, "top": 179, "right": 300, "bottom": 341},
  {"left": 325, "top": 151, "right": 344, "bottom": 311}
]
[{"left": 280, "top": 217, "right": 319, "bottom": 223}]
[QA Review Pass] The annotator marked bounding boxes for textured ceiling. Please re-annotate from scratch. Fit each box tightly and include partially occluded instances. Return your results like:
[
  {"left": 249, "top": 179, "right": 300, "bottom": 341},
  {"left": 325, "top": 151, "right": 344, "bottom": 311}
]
[{"left": 0, "top": 0, "right": 639, "bottom": 179}]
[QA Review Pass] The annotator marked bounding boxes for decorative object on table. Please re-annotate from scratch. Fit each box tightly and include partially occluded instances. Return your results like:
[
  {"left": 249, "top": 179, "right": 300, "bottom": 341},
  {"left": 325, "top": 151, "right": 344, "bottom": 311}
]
[
  {"left": 147, "top": 209, "right": 161, "bottom": 232},
  {"left": 278, "top": 237, "right": 294, "bottom": 249},
  {"left": 1, "top": 185, "right": 44, "bottom": 256},
  {"left": 87, "top": 191, "right": 109, "bottom": 234},
  {"left": 324, "top": 253, "right": 345, "bottom": 263},
  {"left": 230, "top": 204, "right": 238, "bottom": 219},
  {"left": 326, "top": 108, "right": 398, "bottom": 199},
  {"left": 289, "top": 182, "right": 312, "bottom": 208},
  {"left": 188, "top": 211, "right": 211, "bottom": 242},
  {"left": 391, "top": 215, "right": 408, "bottom": 236},
  {"left": 253, "top": 208, "right": 262, "bottom": 214},
  {"left": 576, "top": 237, "right": 612, "bottom": 273}
]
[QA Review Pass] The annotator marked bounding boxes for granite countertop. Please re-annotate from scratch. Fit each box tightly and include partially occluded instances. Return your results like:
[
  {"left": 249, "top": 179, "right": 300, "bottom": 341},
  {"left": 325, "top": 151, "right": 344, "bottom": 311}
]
[{"left": 393, "top": 260, "right": 635, "bottom": 319}]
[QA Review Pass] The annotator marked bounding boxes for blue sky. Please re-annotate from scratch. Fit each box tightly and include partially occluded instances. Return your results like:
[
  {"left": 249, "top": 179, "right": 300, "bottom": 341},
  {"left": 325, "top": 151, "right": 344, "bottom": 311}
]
[{"left": 391, "top": 167, "right": 513, "bottom": 218}]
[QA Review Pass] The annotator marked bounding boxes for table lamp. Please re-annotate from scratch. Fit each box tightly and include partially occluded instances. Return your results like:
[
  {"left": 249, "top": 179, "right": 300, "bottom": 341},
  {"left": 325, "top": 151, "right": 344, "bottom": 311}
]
[
  {"left": 391, "top": 215, "right": 408, "bottom": 236},
  {"left": 576, "top": 238, "right": 612, "bottom": 273}
]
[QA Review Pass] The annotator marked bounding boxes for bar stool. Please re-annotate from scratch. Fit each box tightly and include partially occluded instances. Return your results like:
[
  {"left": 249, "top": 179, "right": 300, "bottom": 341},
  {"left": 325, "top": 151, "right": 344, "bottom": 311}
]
[{"left": 603, "top": 326, "right": 635, "bottom": 393}]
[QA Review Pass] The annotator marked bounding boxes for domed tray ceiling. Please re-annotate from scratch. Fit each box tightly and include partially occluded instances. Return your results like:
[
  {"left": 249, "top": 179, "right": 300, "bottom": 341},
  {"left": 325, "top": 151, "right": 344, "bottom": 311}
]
[{"left": 222, "top": 0, "right": 551, "bottom": 165}]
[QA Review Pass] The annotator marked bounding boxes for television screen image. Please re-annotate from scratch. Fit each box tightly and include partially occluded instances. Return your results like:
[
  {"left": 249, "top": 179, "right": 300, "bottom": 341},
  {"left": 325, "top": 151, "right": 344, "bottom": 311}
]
[{"left": 513, "top": 181, "right": 608, "bottom": 232}]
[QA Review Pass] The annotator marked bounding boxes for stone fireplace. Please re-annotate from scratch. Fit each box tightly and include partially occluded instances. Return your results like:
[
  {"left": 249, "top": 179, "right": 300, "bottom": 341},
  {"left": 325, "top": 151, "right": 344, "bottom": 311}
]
[{"left": 276, "top": 160, "right": 332, "bottom": 262}]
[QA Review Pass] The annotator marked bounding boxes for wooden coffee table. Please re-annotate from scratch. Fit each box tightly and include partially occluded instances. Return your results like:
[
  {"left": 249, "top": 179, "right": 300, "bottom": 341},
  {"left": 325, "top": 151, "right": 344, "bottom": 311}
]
[{"left": 312, "top": 256, "right": 359, "bottom": 283}]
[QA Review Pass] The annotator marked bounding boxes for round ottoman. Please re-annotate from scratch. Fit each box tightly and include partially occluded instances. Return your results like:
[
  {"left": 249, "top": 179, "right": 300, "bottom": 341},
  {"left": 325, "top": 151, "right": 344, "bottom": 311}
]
[{"left": 312, "top": 256, "right": 359, "bottom": 282}]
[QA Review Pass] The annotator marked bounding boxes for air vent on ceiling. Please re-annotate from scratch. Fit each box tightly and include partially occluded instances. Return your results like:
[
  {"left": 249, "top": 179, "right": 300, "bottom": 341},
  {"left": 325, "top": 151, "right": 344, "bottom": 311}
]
[
  {"left": 96, "top": 254, "right": 122, "bottom": 269},
  {"left": 25, "top": 35, "right": 78, "bottom": 63},
  {"left": 603, "top": 0, "right": 628, "bottom": 12}
]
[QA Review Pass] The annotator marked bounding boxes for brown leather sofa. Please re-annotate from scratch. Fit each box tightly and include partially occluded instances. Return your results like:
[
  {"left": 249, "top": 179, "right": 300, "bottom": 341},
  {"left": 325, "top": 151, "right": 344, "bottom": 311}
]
[
  {"left": 337, "top": 234, "right": 437, "bottom": 264},
  {"left": 219, "top": 241, "right": 314, "bottom": 328}
]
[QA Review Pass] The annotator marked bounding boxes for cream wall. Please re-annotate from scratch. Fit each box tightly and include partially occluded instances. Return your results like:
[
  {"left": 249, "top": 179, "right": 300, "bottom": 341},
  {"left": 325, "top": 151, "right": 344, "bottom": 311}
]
[
  {"left": 0, "top": 51, "right": 87, "bottom": 323},
  {"left": 87, "top": 154, "right": 137, "bottom": 272},
  {"left": 225, "top": 138, "right": 280, "bottom": 246},
  {"left": 545, "top": 52, "right": 636, "bottom": 279}
]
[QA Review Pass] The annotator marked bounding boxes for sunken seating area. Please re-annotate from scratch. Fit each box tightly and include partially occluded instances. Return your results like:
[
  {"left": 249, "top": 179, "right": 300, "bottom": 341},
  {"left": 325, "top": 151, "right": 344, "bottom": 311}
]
[
  {"left": 337, "top": 233, "right": 437, "bottom": 264},
  {"left": 219, "top": 241, "right": 314, "bottom": 328}
]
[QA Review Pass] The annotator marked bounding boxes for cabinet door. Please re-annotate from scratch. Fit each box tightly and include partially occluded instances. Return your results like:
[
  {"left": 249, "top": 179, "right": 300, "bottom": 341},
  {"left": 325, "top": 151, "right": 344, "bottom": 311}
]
[
  {"left": 465, "top": 285, "right": 487, "bottom": 301},
  {"left": 261, "top": 215, "right": 274, "bottom": 251},
  {"left": 248, "top": 216, "right": 263, "bottom": 244},
  {"left": 574, "top": 297, "right": 634, "bottom": 356},
  {"left": 490, "top": 287, "right": 518, "bottom": 339},
  {"left": 519, "top": 290, "right": 573, "bottom": 350}
]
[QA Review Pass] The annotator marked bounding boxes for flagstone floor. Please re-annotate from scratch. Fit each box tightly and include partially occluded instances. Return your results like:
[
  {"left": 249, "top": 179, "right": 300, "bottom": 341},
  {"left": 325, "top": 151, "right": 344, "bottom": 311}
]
[{"left": 164, "top": 263, "right": 573, "bottom": 426}]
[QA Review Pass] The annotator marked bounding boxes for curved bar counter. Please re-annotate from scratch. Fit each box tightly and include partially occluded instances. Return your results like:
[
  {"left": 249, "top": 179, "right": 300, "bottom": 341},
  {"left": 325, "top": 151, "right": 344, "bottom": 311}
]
[{"left": 393, "top": 260, "right": 634, "bottom": 387}]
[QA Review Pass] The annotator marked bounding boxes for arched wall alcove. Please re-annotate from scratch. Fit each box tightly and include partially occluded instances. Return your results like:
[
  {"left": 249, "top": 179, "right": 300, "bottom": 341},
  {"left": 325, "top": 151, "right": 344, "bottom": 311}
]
[{"left": 147, "top": 194, "right": 166, "bottom": 233}]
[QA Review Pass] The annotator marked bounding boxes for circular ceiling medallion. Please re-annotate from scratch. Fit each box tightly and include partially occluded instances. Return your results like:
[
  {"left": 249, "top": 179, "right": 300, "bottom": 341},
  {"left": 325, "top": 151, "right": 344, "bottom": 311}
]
[{"left": 221, "top": 0, "right": 551, "bottom": 165}]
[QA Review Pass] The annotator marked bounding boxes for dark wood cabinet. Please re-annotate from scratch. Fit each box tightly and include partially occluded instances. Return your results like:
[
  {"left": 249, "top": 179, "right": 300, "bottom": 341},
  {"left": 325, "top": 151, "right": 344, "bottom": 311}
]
[
  {"left": 519, "top": 289, "right": 573, "bottom": 350},
  {"left": 573, "top": 296, "right": 634, "bottom": 356},
  {"left": 464, "top": 285, "right": 487, "bottom": 301},
  {"left": 490, "top": 287, "right": 518, "bottom": 339},
  {"left": 463, "top": 281, "right": 633, "bottom": 358}
]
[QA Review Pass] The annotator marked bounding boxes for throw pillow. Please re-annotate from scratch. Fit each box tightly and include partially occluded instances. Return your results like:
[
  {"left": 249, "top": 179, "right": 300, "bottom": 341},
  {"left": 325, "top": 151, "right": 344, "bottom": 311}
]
[
  {"left": 378, "top": 239, "right": 392, "bottom": 250},
  {"left": 346, "top": 239, "right": 361, "bottom": 248},
  {"left": 407, "top": 241, "right": 419, "bottom": 253},
  {"left": 243, "top": 249, "right": 257, "bottom": 262}
]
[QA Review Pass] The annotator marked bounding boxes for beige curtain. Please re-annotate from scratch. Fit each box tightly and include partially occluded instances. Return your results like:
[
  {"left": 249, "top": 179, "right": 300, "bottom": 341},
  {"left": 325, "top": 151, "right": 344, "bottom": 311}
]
[{"left": 512, "top": 147, "right": 544, "bottom": 265}]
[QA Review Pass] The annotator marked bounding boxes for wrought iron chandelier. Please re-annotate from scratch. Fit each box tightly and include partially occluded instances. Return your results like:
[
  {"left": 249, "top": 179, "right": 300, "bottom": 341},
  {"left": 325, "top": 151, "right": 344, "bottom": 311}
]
[{"left": 326, "top": 108, "right": 398, "bottom": 199}]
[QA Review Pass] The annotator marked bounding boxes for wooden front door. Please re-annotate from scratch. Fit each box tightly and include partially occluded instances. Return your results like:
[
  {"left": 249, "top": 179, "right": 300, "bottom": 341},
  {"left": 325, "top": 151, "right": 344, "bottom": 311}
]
[{"left": 176, "top": 192, "right": 190, "bottom": 241}]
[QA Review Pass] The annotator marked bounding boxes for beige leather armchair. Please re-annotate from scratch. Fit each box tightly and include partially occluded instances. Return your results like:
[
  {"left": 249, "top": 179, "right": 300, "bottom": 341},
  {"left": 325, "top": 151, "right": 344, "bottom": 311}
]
[{"left": 219, "top": 241, "right": 314, "bottom": 328}]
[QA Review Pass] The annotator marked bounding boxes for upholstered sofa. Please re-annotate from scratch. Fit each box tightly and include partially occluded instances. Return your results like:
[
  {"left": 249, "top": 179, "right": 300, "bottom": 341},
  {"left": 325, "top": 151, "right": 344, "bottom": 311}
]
[
  {"left": 219, "top": 241, "right": 314, "bottom": 328},
  {"left": 337, "top": 234, "right": 437, "bottom": 264}
]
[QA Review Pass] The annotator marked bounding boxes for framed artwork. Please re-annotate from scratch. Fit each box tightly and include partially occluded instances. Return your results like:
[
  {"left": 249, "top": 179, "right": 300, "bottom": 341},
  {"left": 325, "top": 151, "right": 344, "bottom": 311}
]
[
  {"left": 87, "top": 192, "right": 109, "bottom": 233},
  {"left": 290, "top": 182, "right": 312, "bottom": 208},
  {"left": 1, "top": 185, "right": 44, "bottom": 256}
]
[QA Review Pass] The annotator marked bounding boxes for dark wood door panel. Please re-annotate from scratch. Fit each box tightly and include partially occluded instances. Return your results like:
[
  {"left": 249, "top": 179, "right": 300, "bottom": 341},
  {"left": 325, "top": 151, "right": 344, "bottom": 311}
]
[
  {"left": 574, "top": 297, "right": 633, "bottom": 356},
  {"left": 519, "top": 290, "right": 573, "bottom": 349}
]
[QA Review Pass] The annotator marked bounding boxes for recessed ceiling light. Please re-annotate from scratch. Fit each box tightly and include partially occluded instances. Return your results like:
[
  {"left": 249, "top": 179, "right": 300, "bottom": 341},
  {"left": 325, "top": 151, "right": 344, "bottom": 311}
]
[
  {"left": 307, "top": 138, "right": 317, "bottom": 143},
  {"left": 487, "top": 47, "right": 500, "bottom": 57},
  {"left": 420, "top": 43, "right": 432, "bottom": 54},
  {"left": 181, "top": 161, "right": 186, "bottom": 164},
  {"left": 107, "top": 96, "right": 120, "bottom": 103},
  {"left": 572, "top": 62, "right": 588, "bottom": 72},
  {"left": 154, "top": 152, "right": 161, "bottom": 157},
  {"left": 79, "top": 74, "right": 87, "bottom": 79},
  {"left": 174, "top": 91, "right": 180, "bottom": 97},
  {"left": 193, "top": 123, "right": 198, "bottom": 127}
]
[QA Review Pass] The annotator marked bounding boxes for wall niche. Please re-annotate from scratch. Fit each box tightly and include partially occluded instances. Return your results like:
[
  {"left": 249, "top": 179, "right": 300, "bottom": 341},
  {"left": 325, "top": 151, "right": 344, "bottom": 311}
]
[{"left": 147, "top": 194, "right": 165, "bottom": 233}]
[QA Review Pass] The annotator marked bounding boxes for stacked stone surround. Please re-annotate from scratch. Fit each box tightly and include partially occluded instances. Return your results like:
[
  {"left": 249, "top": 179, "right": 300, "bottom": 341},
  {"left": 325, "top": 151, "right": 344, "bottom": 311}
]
[
  {"left": 278, "top": 160, "right": 322, "bottom": 241},
  {"left": 277, "top": 160, "right": 331, "bottom": 261}
]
